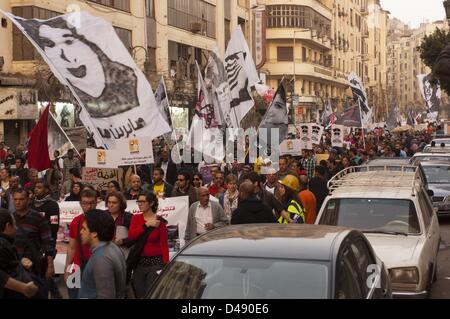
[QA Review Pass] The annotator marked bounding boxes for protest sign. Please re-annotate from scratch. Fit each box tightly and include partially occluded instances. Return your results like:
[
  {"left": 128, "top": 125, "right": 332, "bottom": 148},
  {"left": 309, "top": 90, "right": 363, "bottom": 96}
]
[
  {"left": 82, "top": 167, "right": 119, "bottom": 191},
  {"left": 280, "top": 139, "right": 302, "bottom": 156}
]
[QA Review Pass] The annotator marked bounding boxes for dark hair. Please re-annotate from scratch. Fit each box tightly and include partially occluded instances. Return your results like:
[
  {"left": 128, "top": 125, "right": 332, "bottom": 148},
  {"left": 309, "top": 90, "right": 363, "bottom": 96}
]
[
  {"left": 177, "top": 172, "right": 191, "bottom": 183},
  {"left": 154, "top": 168, "right": 165, "bottom": 176},
  {"left": 11, "top": 188, "right": 28, "bottom": 197},
  {"left": 0, "top": 168, "right": 11, "bottom": 177},
  {"left": 71, "top": 182, "right": 85, "bottom": 193},
  {"left": 105, "top": 191, "right": 127, "bottom": 212},
  {"left": 69, "top": 168, "right": 82, "bottom": 179},
  {"left": 193, "top": 173, "right": 203, "bottom": 181},
  {"left": 108, "top": 180, "right": 121, "bottom": 192},
  {"left": 0, "top": 209, "right": 13, "bottom": 232},
  {"left": 80, "top": 189, "right": 97, "bottom": 200},
  {"left": 225, "top": 174, "right": 238, "bottom": 184},
  {"left": 242, "top": 172, "right": 261, "bottom": 185},
  {"left": 35, "top": 179, "right": 50, "bottom": 190},
  {"left": 84, "top": 209, "right": 115, "bottom": 242},
  {"left": 137, "top": 191, "right": 159, "bottom": 212},
  {"left": 315, "top": 165, "right": 326, "bottom": 177}
]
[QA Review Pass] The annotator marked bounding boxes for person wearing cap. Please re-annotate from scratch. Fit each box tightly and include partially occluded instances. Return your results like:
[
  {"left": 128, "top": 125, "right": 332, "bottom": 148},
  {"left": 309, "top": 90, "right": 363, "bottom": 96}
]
[
  {"left": 264, "top": 168, "right": 278, "bottom": 195},
  {"left": 275, "top": 175, "right": 305, "bottom": 224}
]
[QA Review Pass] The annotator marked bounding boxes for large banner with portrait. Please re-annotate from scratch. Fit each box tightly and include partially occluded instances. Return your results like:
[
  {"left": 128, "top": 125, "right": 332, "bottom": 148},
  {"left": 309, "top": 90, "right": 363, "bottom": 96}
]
[
  {"left": 1, "top": 10, "right": 171, "bottom": 148},
  {"left": 417, "top": 74, "right": 441, "bottom": 122}
]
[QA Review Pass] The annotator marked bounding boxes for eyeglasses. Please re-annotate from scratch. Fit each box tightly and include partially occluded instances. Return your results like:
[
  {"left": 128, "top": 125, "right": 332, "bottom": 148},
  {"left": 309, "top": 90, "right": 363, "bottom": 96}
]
[{"left": 136, "top": 200, "right": 149, "bottom": 205}]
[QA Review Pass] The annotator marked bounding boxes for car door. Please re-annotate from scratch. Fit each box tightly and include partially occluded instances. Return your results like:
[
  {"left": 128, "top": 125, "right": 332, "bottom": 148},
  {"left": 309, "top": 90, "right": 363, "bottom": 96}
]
[
  {"left": 417, "top": 190, "right": 440, "bottom": 272},
  {"left": 334, "top": 241, "right": 365, "bottom": 299}
]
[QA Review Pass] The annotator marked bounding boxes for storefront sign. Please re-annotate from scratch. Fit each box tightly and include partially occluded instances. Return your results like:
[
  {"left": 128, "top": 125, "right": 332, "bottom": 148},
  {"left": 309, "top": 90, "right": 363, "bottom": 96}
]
[{"left": 0, "top": 87, "right": 37, "bottom": 119}]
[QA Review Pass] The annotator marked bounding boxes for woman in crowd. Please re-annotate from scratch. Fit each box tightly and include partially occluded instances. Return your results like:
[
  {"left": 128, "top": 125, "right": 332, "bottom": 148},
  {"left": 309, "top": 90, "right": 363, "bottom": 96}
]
[
  {"left": 192, "top": 173, "right": 204, "bottom": 189},
  {"left": 107, "top": 181, "right": 121, "bottom": 195},
  {"left": 275, "top": 175, "right": 305, "bottom": 224},
  {"left": 45, "top": 160, "right": 63, "bottom": 200},
  {"left": 105, "top": 191, "right": 133, "bottom": 251},
  {"left": 219, "top": 174, "right": 239, "bottom": 223},
  {"left": 64, "top": 182, "right": 84, "bottom": 202},
  {"left": 128, "top": 191, "right": 168, "bottom": 298}
]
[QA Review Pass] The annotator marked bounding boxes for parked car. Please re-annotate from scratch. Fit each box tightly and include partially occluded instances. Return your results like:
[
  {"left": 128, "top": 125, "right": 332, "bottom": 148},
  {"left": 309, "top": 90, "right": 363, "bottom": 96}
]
[
  {"left": 420, "top": 161, "right": 450, "bottom": 216},
  {"left": 146, "top": 224, "right": 392, "bottom": 299},
  {"left": 316, "top": 165, "right": 440, "bottom": 298},
  {"left": 410, "top": 153, "right": 450, "bottom": 166}
]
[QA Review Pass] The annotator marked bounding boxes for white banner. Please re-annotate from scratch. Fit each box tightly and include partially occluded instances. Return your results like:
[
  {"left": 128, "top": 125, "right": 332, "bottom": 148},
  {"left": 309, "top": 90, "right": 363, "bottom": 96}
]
[
  {"left": 1, "top": 10, "right": 171, "bottom": 148},
  {"left": 280, "top": 139, "right": 302, "bottom": 156},
  {"left": 417, "top": 74, "right": 440, "bottom": 120},
  {"left": 86, "top": 137, "right": 155, "bottom": 168},
  {"left": 310, "top": 123, "right": 324, "bottom": 145},
  {"left": 298, "top": 124, "right": 312, "bottom": 150},
  {"left": 59, "top": 202, "right": 84, "bottom": 224},
  {"left": 331, "top": 124, "right": 345, "bottom": 148}
]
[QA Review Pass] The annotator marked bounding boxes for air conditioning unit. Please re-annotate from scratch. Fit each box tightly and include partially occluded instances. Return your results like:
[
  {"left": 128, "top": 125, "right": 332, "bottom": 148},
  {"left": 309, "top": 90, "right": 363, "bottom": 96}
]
[{"left": 190, "top": 22, "right": 202, "bottom": 33}]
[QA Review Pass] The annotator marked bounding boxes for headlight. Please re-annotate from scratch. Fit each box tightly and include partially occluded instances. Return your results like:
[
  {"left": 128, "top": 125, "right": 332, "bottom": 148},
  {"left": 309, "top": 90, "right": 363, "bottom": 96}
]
[{"left": 389, "top": 267, "right": 419, "bottom": 285}]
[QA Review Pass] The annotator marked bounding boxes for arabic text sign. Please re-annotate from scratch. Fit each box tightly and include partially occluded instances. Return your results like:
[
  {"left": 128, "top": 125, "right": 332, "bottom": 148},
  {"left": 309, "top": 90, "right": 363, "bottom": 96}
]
[
  {"left": 280, "top": 139, "right": 302, "bottom": 156},
  {"left": 82, "top": 167, "right": 119, "bottom": 191},
  {"left": 59, "top": 202, "right": 84, "bottom": 224}
]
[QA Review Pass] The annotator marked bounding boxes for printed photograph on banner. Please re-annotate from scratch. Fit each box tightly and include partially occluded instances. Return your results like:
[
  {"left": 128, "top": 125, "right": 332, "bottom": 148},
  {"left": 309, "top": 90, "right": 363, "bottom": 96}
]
[
  {"left": 97, "top": 150, "right": 106, "bottom": 165},
  {"left": 310, "top": 124, "right": 324, "bottom": 145},
  {"left": 129, "top": 139, "right": 140, "bottom": 154},
  {"left": 331, "top": 125, "right": 344, "bottom": 148},
  {"left": 86, "top": 148, "right": 117, "bottom": 168}
]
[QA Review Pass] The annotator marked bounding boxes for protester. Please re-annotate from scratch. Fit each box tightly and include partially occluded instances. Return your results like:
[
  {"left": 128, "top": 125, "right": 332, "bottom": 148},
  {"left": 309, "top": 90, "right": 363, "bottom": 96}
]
[
  {"left": 231, "top": 182, "right": 277, "bottom": 225},
  {"left": 146, "top": 168, "right": 173, "bottom": 199},
  {"left": 128, "top": 192, "right": 168, "bottom": 299},
  {"left": 309, "top": 166, "right": 329, "bottom": 213},
  {"left": 78, "top": 209, "right": 126, "bottom": 299},
  {"left": 45, "top": 160, "right": 63, "bottom": 200},
  {"left": 124, "top": 175, "right": 143, "bottom": 201},
  {"left": 65, "top": 182, "right": 84, "bottom": 202},
  {"left": 105, "top": 192, "right": 133, "bottom": 249},
  {"left": 156, "top": 148, "right": 178, "bottom": 187},
  {"left": 263, "top": 168, "right": 278, "bottom": 194},
  {"left": 106, "top": 181, "right": 121, "bottom": 195},
  {"left": 298, "top": 175, "right": 317, "bottom": 224},
  {"left": 219, "top": 174, "right": 239, "bottom": 222},
  {"left": 62, "top": 149, "right": 81, "bottom": 182},
  {"left": 184, "top": 187, "right": 228, "bottom": 242},
  {"left": 0, "top": 168, "right": 10, "bottom": 192},
  {"left": 276, "top": 175, "right": 305, "bottom": 224},
  {"left": 13, "top": 158, "right": 28, "bottom": 186},
  {"left": 64, "top": 189, "right": 98, "bottom": 299},
  {"left": 192, "top": 173, "right": 204, "bottom": 189},
  {"left": 208, "top": 170, "right": 226, "bottom": 198},
  {"left": 171, "top": 172, "right": 198, "bottom": 207}
]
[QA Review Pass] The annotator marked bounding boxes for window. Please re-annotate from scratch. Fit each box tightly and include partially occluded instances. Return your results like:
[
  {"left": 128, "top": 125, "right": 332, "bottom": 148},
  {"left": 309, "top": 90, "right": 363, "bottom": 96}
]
[
  {"left": 335, "top": 247, "right": 364, "bottom": 299},
  {"left": 114, "top": 27, "right": 132, "bottom": 52},
  {"left": 417, "top": 192, "right": 432, "bottom": 231},
  {"left": 167, "top": 0, "right": 216, "bottom": 39},
  {"left": 145, "top": 0, "right": 155, "bottom": 18},
  {"left": 350, "top": 239, "right": 377, "bottom": 295},
  {"left": 89, "top": 0, "right": 130, "bottom": 12},
  {"left": 302, "top": 47, "right": 307, "bottom": 62},
  {"left": 12, "top": 6, "right": 60, "bottom": 61},
  {"left": 277, "top": 47, "right": 294, "bottom": 62}
]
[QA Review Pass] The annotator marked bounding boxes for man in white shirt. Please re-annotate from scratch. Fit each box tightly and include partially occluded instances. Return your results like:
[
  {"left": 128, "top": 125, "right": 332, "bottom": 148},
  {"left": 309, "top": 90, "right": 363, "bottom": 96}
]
[
  {"left": 264, "top": 168, "right": 278, "bottom": 195},
  {"left": 185, "top": 187, "right": 228, "bottom": 241}
]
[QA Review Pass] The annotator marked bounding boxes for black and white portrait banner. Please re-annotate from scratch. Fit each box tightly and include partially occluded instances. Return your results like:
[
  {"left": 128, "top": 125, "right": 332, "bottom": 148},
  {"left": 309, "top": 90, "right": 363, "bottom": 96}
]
[
  {"left": 417, "top": 74, "right": 440, "bottom": 122},
  {"left": 225, "top": 26, "right": 260, "bottom": 128},
  {"left": 331, "top": 124, "right": 345, "bottom": 148},
  {"left": 348, "top": 72, "right": 372, "bottom": 128},
  {"left": 1, "top": 10, "right": 171, "bottom": 148}
]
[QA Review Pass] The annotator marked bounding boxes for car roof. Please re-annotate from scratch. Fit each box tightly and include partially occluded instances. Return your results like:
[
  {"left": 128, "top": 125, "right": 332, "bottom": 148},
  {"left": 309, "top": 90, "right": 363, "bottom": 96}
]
[
  {"left": 330, "top": 187, "right": 416, "bottom": 199},
  {"left": 367, "top": 158, "right": 411, "bottom": 166},
  {"left": 420, "top": 161, "right": 450, "bottom": 167},
  {"left": 180, "top": 224, "right": 354, "bottom": 261}
]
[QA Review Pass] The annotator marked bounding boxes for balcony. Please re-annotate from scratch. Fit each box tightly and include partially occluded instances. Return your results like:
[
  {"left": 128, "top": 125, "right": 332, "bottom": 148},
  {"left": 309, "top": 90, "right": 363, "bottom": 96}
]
[{"left": 266, "top": 29, "right": 332, "bottom": 51}]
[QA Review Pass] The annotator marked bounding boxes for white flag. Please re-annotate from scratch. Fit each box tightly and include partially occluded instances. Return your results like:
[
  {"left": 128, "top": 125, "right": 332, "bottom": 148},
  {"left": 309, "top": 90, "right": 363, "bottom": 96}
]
[
  {"left": 1, "top": 10, "right": 171, "bottom": 148},
  {"left": 225, "top": 26, "right": 260, "bottom": 128},
  {"left": 155, "top": 77, "right": 173, "bottom": 129},
  {"left": 348, "top": 72, "right": 372, "bottom": 128},
  {"left": 331, "top": 124, "right": 345, "bottom": 148},
  {"left": 47, "top": 110, "right": 73, "bottom": 160}
]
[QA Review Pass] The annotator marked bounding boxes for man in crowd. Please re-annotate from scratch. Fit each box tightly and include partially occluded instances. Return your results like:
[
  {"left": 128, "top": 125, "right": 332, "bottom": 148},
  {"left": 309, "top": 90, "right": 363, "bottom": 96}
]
[
  {"left": 300, "top": 150, "right": 317, "bottom": 179},
  {"left": 264, "top": 168, "right": 278, "bottom": 195},
  {"left": 63, "top": 149, "right": 81, "bottom": 183},
  {"left": 0, "top": 142, "right": 7, "bottom": 164},
  {"left": 64, "top": 189, "right": 98, "bottom": 299},
  {"left": 277, "top": 157, "right": 297, "bottom": 180},
  {"left": 208, "top": 170, "right": 226, "bottom": 198},
  {"left": 124, "top": 175, "right": 143, "bottom": 201},
  {"left": 79, "top": 210, "right": 126, "bottom": 299},
  {"left": 185, "top": 187, "right": 228, "bottom": 242},
  {"left": 298, "top": 175, "right": 317, "bottom": 224},
  {"left": 13, "top": 158, "right": 28, "bottom": 186},
  {"left": 61, "top": 168, "right": 82, "bottom": 196},
  {"left": 171, "top": 172, "right": 198, "bottom": 207},
  {"left": 309, "top": 166, "right": 329, "bottom": 213},
  {"left": 146, "top": 168, "right": 173, "bottom": 199},
  {"left": 24, "top": 169, "right": 39, "bottom": 191},
  {"left": 12, "top": 188, "right": 56, "bottom": 289},
  {"left": 231, "top": 182, "right": 277, "bottom": 225},
  {"left": 157, "top": 148, "right": 178, "bottom": 187},
  {"left": 0, "top": 168, "right": 10, "bottom": 192}
]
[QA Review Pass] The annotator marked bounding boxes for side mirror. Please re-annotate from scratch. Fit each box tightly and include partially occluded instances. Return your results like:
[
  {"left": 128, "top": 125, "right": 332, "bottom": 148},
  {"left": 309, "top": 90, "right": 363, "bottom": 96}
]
[{"left": 427, "top": 190, "right": 434, "bottom": 197}]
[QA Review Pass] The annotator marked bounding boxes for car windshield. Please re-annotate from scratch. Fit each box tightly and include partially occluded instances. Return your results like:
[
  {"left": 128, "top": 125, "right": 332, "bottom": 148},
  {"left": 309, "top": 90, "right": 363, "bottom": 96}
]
[
  {"left": 319, "top": 198, "right": 421, "bottom": 234},
  {"left": 148, "top": 256, "right": 329, "bottom": 299},
  {"left": 412, "top": 156, "right": 450, "bottom": 164},
  {"left": 422, "top": 166, "right": 450, "bottom": 184}
]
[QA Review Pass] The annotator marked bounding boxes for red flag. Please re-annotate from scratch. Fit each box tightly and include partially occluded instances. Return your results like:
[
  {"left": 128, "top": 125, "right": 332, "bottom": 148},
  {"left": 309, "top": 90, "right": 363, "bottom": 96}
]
[{"left": 28, "top": 105, "right": 51, "bottom": 171}]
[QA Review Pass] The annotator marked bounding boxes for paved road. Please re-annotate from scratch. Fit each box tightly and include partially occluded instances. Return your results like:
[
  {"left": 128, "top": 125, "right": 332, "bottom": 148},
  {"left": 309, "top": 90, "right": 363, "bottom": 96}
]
[{"left": 431, "top": 216, "right": 450, "bottom": 299}]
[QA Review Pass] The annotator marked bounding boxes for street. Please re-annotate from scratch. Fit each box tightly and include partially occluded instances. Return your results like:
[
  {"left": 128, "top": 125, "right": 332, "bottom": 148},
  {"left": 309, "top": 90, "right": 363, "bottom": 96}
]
[{"left": 431, "top": 216, "right": 450, "bottom": 298}]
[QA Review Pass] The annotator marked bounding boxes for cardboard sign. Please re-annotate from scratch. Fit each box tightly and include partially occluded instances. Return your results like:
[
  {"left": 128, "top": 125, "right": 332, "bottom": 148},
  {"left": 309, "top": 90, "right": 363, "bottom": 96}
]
[
  {"left": 280, "top": 139, "right": 302, "bottom": 156},
  {"left": 331, "top": 124, "right": 345, "bottom": 148},
  {"left": 59, "top": 202, "right": 84, "bottom": 224},
  {"left": 82, "top": 167, "right": 119, "bottom": 191},
  {"left": 297, "top": 124, "right": 313, "bottom": 150}
]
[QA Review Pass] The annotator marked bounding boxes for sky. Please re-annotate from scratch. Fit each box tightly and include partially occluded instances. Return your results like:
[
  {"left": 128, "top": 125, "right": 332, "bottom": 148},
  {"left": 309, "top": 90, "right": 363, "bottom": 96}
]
[{"left": 380, "top": 0, "right": 446, "bottom": 28}]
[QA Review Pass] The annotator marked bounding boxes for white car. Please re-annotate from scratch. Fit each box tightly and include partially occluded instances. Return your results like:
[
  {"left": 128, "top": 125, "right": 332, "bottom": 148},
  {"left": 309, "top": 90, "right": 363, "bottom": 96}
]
[
  {"left": 410, "top": 153, "right": 450, "bottom": 166},
  {"left": 316, "top": 165, "right": 441, "bottom": 298}
]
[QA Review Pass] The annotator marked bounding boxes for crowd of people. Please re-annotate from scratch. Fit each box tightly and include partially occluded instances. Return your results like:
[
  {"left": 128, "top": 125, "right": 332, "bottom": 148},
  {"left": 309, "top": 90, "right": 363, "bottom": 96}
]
[{"left": 0, "top": 123, "right": 439, "bottom": 299}]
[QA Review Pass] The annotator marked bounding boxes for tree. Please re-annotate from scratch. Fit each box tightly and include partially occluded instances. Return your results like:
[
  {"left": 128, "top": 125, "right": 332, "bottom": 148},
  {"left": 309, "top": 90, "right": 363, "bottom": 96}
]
[{"left": 417, "top": 28, "right": 450, "bottom": 94}]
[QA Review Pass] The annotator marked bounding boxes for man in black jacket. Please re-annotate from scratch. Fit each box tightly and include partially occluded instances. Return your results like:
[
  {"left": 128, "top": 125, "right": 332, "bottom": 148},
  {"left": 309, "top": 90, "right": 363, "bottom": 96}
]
[
  {"left": 309, "top": 166, "right": 329, "bottom": 213},
  {"left": 231, "top": 182, "right": 277, "bottom": 225},
  {"left": 31, "top": 180, "right": 60, "bottom": 242},
  {"left": 146, "top": 168, "right": 173, "bottom": 199}
]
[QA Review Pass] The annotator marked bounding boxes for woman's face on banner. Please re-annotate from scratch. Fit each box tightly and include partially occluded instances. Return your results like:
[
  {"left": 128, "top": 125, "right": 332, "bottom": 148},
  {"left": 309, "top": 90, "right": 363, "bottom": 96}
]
[{"left": 39, "top": 24, "right": 105, "bottom": 97}]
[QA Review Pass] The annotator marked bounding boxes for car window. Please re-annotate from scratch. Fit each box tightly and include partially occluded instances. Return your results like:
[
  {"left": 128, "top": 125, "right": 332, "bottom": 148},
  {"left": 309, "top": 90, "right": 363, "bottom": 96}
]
[
  {"left": 319, "top": 198, "right": 421, "bottom": 234},
  {"left": 148, "top": 257, "right": 330, "bottom": 299},
  {"left": 335, "top": 247, "right": 364, "bottom": 299},
  {"left": 417, "top": 191, "right": 433, "bottom": 230},
  {"left": 350, "top": 238, "right": 378, "bottom": 296},
  {"left": 422, "top": 166, "right": 450, "bottom": 184}
]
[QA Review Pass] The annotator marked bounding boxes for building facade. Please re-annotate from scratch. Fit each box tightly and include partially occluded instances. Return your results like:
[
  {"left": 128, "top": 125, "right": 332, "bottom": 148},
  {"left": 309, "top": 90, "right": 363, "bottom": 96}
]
[{"left": 387, "top": 18, "right": 449, "bottom": 120}]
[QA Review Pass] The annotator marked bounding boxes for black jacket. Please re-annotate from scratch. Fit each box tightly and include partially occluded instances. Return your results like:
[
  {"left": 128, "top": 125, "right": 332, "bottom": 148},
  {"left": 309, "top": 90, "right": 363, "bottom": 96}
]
[
  {"left": 30, "top": 196, "right": 60, "bottom": 243},
  {"left": 0, "top": 234, "right": 18, "bottom": 293},
  {"left": 231, "top": 196, "right": 277, "bottom": 225},
  {"left": 157, "top": 160, "right": 178, "bottom": 187},
  {"left": 147, "top": 182, "right": 173, "bottom": 198},
  {"left": 309, "top": 177, "right": 329, "bottom": 212}
]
